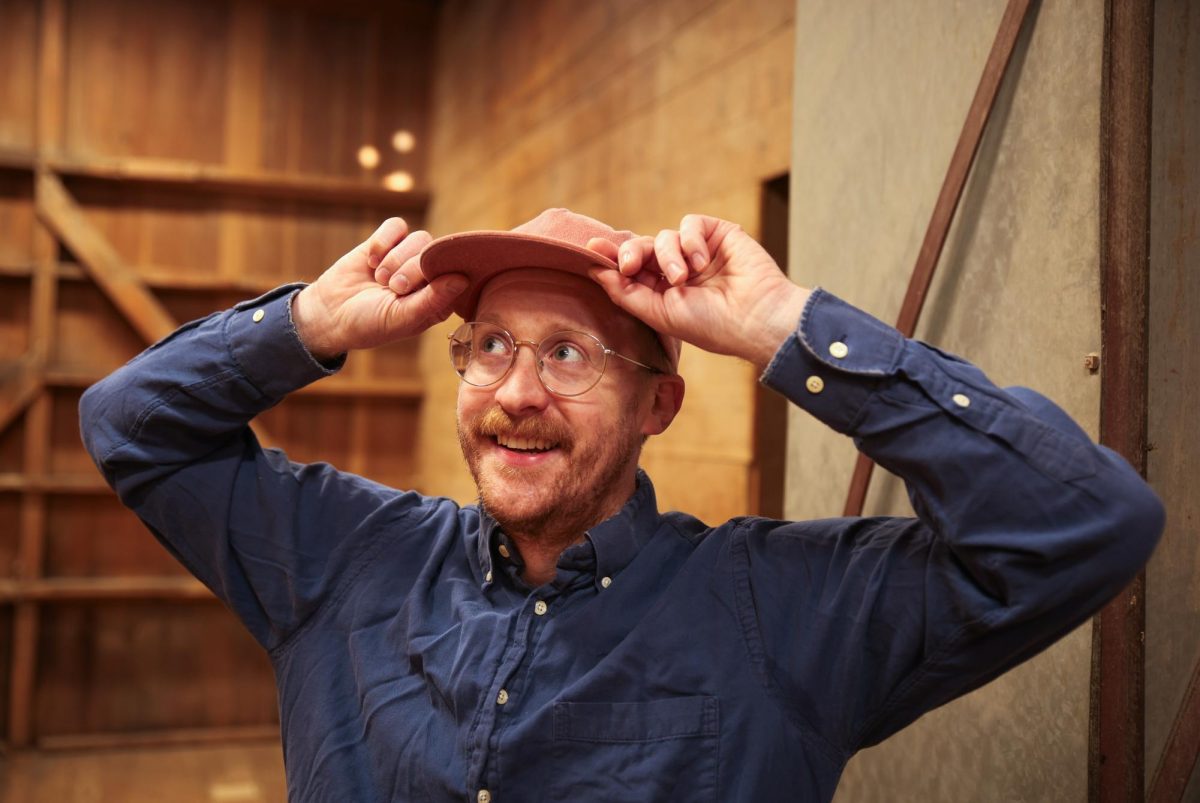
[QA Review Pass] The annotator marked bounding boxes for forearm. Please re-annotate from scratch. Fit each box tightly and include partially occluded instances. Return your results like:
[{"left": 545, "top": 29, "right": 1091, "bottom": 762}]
[
  {"left": 762, "top": 288, "right": 1162, "bottom": 596},
  {"left": 80, "top": 284, "right": 341, "bottom": 498}
]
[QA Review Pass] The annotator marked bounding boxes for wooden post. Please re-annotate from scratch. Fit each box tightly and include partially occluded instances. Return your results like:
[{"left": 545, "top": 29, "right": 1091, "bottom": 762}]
[{"left": 1089, "top": 0, "right": 1154, "bottom": 800}]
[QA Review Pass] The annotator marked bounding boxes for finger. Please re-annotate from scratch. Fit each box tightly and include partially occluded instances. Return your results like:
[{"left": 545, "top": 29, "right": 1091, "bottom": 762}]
[
  {"left": 387, "top": 253, "right": 430, "bottom": 295},
  {"left": 364, "top": 217, "right": 410, "bottom": 270},
  {"left": 654, "top": 229, "right": 689, "bottom": 286},
  {"left": 374, "top": 229, "right": 432, "bottom": 290},
  {"left": 585, "top": 237, "right": 619, "bottom": 262},
  {"left": 588, "top": 267, "right": 668, "bottom": 331},
  {"left": 679, "top": 214, "right": 714, "bottom": 273},
  {"left": 388, "top": 273, "right": 470, "bottom": 334},
  {"left": 617, "top": 236, "right": 658, "bottom": 277}
]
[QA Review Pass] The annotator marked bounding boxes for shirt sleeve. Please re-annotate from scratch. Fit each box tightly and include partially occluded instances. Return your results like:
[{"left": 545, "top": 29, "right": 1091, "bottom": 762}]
[
  {"left": 739, "top": 287, "right": 1164, "bottom": 755},
  {"left": 79, "top": 285, "right": 430, "bottom": 651}
]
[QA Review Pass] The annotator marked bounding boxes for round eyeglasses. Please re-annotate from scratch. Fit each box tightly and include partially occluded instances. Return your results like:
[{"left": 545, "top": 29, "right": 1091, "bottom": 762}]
[{"left": 449, "top": 321, "right": 662, "bottom": 397}]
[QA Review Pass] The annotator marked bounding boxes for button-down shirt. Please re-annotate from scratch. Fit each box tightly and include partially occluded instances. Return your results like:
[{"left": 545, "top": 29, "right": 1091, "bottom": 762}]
[{"left": 79, "top": 285, "right": 1163, "bottom": 802}]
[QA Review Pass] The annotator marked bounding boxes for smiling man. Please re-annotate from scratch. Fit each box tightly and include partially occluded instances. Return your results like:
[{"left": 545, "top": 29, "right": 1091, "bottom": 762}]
[{"left": 81, "top": 208, "right": 1163, "bottom": 802}]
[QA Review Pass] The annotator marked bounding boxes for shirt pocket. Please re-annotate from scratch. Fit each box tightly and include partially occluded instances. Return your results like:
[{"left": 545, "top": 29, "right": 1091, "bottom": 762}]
[{"left": 548, "top": 696, "right": 719, "bottom": 802}]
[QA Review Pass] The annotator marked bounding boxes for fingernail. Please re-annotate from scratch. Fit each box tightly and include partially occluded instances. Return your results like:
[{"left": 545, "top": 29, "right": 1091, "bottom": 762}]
[
  {"left": 690, "top": 252, "right": 706, "bottom": 271},
  {"left": 668, "top": 262, "right": 685, "bottom": 284},
  {"left": 620, "top": 250, "right": 633, "bottom": 266},
  {"left": 367, "top": 255, "right": 379, "bottom": 269},
  {"left": 446, "top": 276, "right": 469, "bottom": 293},
  {"left": 394, "top": 273, "right": 410, "bottom": 292}
]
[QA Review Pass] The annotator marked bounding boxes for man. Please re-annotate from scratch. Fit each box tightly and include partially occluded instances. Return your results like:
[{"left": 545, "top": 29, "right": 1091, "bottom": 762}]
[{"left": 81, "top": 208, "right": 1163, "bottom": 802}]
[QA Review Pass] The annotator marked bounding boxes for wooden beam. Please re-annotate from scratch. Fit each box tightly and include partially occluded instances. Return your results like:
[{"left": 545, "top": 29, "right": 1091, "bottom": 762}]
[
  {"left": 38, "top": 723, "right": 279, "bottom": 752},
  {"left": 1149, "top": 654, "right": 1200, "bottom": 803},
  {"left": 1089, "top": 0, "right": 1154, "bottom": 800},
  {"left": 0, "top": 357, "right": 42, "bottom": 438},
  {"left": 47, "top": 153, "right": 428, "bottom": 208},
  {"left": 843, "top": 0, "right": 1036, "bottom": 516},
  {"left": 34, "top": 169, "right": 178, "bottom": 344},
  {"left": 0, "top": 576, "right": 213, "bottom": 603}
]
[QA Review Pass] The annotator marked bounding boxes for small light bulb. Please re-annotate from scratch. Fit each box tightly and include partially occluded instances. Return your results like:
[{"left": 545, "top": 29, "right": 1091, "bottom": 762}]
[
  {"left": 383, "top": 171, "right": 414, "bottom": 192},
  {"left": 357, "top": 145, "right": 380, "bottom": 169},
  {"left": 391, "top": 130, "right": 416, "bottom": 153}
]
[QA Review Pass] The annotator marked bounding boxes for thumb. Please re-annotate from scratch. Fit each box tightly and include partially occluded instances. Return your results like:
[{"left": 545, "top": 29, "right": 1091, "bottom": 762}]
[{"left": 394, "top": 273, "right": 470, "bottom": 332}]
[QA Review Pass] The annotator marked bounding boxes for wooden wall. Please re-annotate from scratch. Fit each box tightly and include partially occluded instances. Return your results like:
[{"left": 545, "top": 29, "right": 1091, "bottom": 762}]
[
  {"left": 421, "top": 0, "right": 796, "bottom": 523},
  {"left": 0, "top": 0, "right": 434, "bottom": 747}
]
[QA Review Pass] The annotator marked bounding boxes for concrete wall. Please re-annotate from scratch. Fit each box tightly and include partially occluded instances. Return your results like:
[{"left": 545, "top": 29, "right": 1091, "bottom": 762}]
[
  {"left": 1146, "top": 0, "right": 1200, "bottom": 797},
  {"left": 787, "top": 1, "right": 1105, "bottom": 799},
  {"left": 420, "top": 0, "right": 795, "bottom": 523}
]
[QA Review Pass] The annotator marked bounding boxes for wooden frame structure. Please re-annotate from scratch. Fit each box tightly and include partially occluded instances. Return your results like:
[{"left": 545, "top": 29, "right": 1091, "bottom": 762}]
[{"left": 0, "top": 0, "right": 430, "bottom": 749}]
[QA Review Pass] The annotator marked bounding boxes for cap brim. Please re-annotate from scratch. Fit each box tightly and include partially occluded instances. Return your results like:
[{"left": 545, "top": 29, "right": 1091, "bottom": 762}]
[{"left": 420, "top": 230, "right": 618, "bottom": 320}]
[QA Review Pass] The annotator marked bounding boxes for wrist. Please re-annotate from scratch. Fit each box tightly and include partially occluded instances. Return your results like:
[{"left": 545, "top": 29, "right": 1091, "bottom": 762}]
[
  {"left": 291, "top": 285, "right": 343, "bottom": 363},
  {"left": 744, "top": 283, "right": 811, "bottom": 371}
]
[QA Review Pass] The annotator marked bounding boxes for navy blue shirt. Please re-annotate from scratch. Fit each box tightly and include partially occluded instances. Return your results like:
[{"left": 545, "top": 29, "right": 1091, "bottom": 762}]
[{"left": 79, "top": 285, "right": 1163, "bottom": 802}]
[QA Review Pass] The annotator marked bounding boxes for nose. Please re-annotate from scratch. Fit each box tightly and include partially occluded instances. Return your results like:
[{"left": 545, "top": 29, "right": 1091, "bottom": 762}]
[{"left": 493, "top": 345, "right": 551, "bottom": 415}]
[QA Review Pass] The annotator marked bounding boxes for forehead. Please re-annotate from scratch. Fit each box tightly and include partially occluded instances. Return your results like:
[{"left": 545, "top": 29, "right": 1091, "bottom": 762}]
[{"left": 474, "top": 269, "right": 635, "bottom": 339}]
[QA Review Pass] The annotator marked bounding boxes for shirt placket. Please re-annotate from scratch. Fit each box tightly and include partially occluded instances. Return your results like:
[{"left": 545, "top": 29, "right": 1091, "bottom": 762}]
[{"left": 464, "top": 586, "right": 559, "bottom": 803}]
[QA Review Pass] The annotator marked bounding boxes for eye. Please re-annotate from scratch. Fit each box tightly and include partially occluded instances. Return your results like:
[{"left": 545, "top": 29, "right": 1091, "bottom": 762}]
[
  {"left": 479, "top": 334, "right": 510, "bottom": 354},
  {"left": 546, "top": 340, "right": 588, "bottom": 364}
]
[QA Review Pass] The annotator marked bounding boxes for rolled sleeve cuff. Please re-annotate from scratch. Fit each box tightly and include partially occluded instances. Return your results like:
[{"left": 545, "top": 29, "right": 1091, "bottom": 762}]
[
  {"left": 760, "top": 288, "right": 903, "bottom": 434},
  {"left": 224, "top": 284, "right": 345, "bottom": 401}
]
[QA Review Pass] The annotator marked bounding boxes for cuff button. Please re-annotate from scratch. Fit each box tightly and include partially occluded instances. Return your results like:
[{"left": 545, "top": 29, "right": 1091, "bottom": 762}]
[
  {"left": 828, "top": 341, "right": 848, "bottom": 359},
  {"left": 805, "top": 375, "right": 825, "bottom": 394},
  {"left": 952, "top": 393, "right": 970, "bottom": 408},
  {"left": 251, "top": 309, "right": 265, "bottom": 323}
]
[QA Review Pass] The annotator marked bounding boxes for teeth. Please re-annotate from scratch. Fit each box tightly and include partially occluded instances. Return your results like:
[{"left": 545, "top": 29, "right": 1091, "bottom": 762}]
[{"left": 497, "top": 436, "right": 556, "bottom": 451}]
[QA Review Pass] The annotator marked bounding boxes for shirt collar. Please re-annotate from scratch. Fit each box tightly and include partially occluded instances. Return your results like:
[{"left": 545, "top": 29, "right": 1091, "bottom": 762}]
[{"left": 474, "top": 469, "right": 662, "bottom": 590}]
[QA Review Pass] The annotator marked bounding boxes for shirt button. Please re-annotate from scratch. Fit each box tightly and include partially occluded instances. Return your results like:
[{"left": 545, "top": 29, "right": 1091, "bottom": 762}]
[
  {"left": 952, "top": 392, "right": 971, "bottom": 408},
  {"left": 497, "top": 688, "right": 509, "bottom": 705},
  {"left": 477, "top": 790, "right": 491, "bottom": 803},
  {"left": 600, "top": 576, "right": 612, "bottom": 588},
  {"left": 251, "top": 309, "right": 265, "bottom": 323},
  {"left": 484, "top": 570, "right": 493, "bottom": 583},
  {"left": 828, "top": 341, "right": 849, "bottom": 359},
  {"left": 805, "top": 375, "right": 825, "bottom": 394},
  {"left": 534, "top": 600, "right": 548, "bottom": 616},
  {"left": 498, "top": 544, "right": 510, "bottom": 559}
]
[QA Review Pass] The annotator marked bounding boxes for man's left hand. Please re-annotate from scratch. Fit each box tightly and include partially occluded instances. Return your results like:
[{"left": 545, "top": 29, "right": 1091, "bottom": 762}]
[{"left": 587, "top": 214, "right": 810, "bottom": 370}]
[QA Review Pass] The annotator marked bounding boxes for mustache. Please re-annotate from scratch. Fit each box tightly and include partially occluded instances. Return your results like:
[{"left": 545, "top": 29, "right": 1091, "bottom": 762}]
[{"left": 469, "top": 406, "right": 574, "bottom": 449}]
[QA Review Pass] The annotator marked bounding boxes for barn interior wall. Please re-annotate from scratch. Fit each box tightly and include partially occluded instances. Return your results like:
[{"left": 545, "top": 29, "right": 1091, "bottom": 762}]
[{"left": 419, "top": 0, "right": 796, "bottom": 524}]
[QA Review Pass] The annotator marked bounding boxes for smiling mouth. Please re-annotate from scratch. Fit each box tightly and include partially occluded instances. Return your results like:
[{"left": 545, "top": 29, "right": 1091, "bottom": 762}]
[{"left": 492, "top": 435, "right": 560, "bottom": 454}]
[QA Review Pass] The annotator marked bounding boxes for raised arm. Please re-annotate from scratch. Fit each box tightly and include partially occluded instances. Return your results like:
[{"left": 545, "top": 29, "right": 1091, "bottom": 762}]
[
  {"left": 588, "top": 215, "right": 1164, "bottom": 753},
  {"left": 80, "top": 219, "right": 467, "bottom": 650}
]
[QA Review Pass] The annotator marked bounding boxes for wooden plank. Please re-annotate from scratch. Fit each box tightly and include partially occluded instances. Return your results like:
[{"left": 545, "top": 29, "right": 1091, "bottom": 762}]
[
  {"left": 34, "top": 169, "right": 178, "bottom": 344},
  {"left": 37, "top": 723, "right": 279, "bottom": 751},
  {"left": 1149, "top": 654, "right": 1200, "bottom": 803},
  {"left": 0, "top": 356, "right": 41, "bottom": 438},
  {"left": 44, "top": 367, "right": 424, "bottom": 400},
  {"left": 1089, "top": 0, "right": 1154, "bottom": 801},
  {"left": 48, "top": 153, "right": 428, "bottom": 208},
  {"left": 9, "top": 394, "right": 50, "bottom": 746},
  {"left": 0, "top": 576, "right": 212, "bottom": 603},
  {"left": 35, "top": 0, "right": 64, "bottom": 154},
  {"left": 0, "top": 474, "right": 109, "bottom": 493},
  {"left": 842, "top": 0, "right": 1035, "bottom": 517}
]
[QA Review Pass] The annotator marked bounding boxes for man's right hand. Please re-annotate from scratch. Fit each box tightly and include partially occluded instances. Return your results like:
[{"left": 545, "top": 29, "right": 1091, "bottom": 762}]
[{"left": 292, "top": 218, "right": 468, "bottom": 362}]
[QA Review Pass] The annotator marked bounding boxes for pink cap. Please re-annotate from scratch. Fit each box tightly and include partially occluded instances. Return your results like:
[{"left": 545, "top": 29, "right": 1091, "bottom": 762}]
[{"left": 420, "top": 208, "right": 681, "bottom": 371}]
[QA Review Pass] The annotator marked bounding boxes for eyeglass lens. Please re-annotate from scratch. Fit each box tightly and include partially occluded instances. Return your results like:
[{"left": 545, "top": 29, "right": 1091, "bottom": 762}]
[{"left": 449, "top": 322, "right": 608, "bottom": 395}]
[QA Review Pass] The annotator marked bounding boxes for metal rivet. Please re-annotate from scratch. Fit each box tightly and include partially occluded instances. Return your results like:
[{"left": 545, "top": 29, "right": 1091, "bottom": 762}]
[
  {"left": 952, "top": 393, "right": 970, "bottom": 408},
  {"left": 829, "top": 341, "right": 849, "bottom": 359},
  {"left": 1084, "top": 353, "right": 1101, "bottom": 373},
  {"left": 805, "top": 376, "right": 825, "bottom": 394},
  {"left": 251, "top": 309, "right": 265, "bottom": 323}
]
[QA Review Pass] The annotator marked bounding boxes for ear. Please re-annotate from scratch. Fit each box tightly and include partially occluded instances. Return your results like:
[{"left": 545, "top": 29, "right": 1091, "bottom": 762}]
[{"left": 640, "top": 373, "right": 685, "bottom": 437}]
